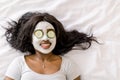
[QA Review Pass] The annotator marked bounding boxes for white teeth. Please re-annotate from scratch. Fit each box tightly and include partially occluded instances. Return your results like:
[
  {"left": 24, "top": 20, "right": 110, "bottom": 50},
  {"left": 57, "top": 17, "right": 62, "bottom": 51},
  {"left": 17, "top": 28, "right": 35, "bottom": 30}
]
[
  {"left": 43, "top": 44, "right": 50, "bottom": 46},
  {"left": 41, "top": 43, "right": 51, "bottom": 49}
]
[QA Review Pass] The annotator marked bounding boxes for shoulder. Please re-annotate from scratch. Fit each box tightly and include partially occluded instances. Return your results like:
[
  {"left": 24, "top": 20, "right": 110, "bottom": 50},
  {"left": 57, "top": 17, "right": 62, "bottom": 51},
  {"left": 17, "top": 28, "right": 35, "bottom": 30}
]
[
  {"left": 12, "top": 56, "right": 24, "bottom": 61},
  {"left": 6, "top": 56, "right": 25, "bottom": 74},
  {"left": 61, "top": 56, "right": 80, "bottom": 80},
  {"left": 14, "top": 56, "right": 24, "bottom": 60},
  {"left": 9, "top": 56, "right": 25, "bottom": 66},
  {"left": 62, "top": 56, "right": 76, "bottom": 65},
  {"left": 61, "top": 55, "right": 79, "bottom": 71},
  {"left": 5, "top": 56, "right": 25, "bottom": 80}
]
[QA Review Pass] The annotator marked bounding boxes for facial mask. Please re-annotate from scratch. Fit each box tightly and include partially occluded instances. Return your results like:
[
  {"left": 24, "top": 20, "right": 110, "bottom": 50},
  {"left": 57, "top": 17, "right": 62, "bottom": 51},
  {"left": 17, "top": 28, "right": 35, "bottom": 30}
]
[{"left": 32, "top": 21, "right": 56, "bottom": 54}]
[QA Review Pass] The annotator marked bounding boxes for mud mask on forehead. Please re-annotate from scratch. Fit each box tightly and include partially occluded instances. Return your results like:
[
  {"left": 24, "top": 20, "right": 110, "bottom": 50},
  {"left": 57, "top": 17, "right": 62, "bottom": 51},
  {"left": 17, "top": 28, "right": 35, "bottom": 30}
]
[{"left": 32, "top": 21, "right": 56, "bottom": 54}]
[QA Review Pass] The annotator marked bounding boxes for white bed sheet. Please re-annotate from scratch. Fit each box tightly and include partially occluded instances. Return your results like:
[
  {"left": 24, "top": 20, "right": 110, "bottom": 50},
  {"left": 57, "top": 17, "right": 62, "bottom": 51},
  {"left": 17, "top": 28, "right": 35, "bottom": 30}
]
[{"left": 0, "top": 0, "right": 120, "bottom": 80}]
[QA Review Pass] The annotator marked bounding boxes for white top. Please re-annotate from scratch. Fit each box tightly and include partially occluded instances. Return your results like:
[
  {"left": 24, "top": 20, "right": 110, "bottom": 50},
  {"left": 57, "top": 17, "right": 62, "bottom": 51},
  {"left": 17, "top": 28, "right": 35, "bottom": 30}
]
[{"left": 5, "top": 56, "right": 80, "bottom": 80}]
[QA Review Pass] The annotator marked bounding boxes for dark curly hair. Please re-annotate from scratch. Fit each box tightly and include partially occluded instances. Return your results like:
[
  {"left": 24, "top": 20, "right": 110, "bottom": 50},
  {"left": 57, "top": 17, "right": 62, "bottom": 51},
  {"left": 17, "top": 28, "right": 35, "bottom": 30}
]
[{"left": 5, "top": 12, "right": 98, "bottom": 55}]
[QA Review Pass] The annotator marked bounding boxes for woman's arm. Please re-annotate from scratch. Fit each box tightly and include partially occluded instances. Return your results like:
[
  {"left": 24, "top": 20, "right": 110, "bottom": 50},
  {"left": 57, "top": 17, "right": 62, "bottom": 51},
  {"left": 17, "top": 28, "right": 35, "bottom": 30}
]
[
  {"left": 74, "top": 76, "right": 81, "bottom": 80},
  {"left": 4, "top": 76, "right": 14, "bottom": 80}
]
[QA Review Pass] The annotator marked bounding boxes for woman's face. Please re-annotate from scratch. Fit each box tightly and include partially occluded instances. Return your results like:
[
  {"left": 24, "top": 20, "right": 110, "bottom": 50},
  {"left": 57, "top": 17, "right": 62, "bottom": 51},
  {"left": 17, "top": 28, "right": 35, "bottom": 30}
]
[{"left": 32, "top": 21, "right": 56, "bottom": 54}]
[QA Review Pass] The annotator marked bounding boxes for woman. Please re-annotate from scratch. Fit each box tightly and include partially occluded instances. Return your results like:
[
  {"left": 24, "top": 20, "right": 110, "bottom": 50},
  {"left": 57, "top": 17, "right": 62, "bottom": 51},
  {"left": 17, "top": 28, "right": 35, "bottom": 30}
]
[{"left": 4, "top": 12, "right": 97, "bottom": 80}]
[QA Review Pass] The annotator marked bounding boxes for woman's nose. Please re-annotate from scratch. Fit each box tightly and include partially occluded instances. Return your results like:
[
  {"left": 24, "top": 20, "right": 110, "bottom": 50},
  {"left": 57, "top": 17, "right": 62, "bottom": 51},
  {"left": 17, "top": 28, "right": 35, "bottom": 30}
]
[{"left": 42, "top": 35, "right": 48, "bottom": 40}]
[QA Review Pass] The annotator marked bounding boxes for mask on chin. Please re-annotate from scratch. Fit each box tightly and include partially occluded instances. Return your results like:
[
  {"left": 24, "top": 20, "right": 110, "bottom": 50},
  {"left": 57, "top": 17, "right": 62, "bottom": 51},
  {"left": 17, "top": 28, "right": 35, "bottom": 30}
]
[{"left": 32, "top": 21, "right": 56, "bottom": 54}]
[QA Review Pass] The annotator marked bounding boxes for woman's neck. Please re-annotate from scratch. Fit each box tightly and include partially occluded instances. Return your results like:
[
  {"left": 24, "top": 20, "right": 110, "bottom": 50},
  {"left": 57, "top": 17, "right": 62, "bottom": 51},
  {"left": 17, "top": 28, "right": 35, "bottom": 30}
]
[{"left": 33, "top": 51, "right": 56, "bottom": 62}]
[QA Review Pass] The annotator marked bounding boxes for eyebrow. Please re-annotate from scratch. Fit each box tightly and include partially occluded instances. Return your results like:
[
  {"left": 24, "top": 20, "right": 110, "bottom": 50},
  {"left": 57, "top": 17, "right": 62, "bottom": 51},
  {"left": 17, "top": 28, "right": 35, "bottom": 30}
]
[
  {"left": 47, "top": 29, "right": 55, "bottom": 32},
  {"left": 34, "top": 29, "right": 55, "bottom": 32}
]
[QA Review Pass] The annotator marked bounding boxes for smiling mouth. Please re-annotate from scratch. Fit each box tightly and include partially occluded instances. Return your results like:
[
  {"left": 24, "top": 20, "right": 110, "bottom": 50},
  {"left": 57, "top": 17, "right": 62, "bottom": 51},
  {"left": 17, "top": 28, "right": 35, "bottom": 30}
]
[{"left": 40, "top": 41, "right": 51, "bottom": 49}]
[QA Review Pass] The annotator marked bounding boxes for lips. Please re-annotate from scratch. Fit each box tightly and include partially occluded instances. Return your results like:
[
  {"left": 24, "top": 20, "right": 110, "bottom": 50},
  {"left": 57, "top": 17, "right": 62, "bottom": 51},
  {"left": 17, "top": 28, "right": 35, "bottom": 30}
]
[{"left": 40, "top": 41, "right": 51, "bottom": 49}]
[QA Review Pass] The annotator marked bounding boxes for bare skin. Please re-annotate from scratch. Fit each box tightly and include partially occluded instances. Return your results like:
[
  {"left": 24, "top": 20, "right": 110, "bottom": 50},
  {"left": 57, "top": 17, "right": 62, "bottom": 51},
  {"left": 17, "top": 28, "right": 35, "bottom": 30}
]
[
  {"left": 4, "top": 51, "right": 80, "bottom": 80},
  {"left": 24, "top": 51, "right": 62, "bottom": 74},
  {"left": 74, "top": 76, "right": 81, "bottom": 80}
]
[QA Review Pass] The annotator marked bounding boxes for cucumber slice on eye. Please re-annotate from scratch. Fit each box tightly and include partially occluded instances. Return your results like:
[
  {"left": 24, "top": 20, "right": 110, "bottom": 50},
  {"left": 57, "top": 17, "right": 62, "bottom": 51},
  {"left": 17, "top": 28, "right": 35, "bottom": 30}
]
[
  {"left": 47, "top": 30, "right": 55, "bottom": 38},
  {"left": 34, "top": 30, "right": 43, "bottom": 38}
]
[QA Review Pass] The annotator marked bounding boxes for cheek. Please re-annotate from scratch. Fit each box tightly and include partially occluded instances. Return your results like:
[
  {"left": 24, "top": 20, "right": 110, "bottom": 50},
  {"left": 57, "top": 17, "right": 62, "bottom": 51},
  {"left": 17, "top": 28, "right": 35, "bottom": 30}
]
[
  {"left": 32, "top": 36, "right": 41, "bottom": 45},
  {"left": 49, "top": 38, "right": 56, "bottom": 45}
]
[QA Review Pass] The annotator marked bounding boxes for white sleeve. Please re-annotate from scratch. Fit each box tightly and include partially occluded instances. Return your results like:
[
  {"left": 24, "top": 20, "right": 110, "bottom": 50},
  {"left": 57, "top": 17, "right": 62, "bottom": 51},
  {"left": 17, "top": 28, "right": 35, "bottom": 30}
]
[
  {"left": 5, "top": 57, "right": 22, "bottom": 80},
  {"left": 65, "top": 58, "right": 80, "bottom": 80}
]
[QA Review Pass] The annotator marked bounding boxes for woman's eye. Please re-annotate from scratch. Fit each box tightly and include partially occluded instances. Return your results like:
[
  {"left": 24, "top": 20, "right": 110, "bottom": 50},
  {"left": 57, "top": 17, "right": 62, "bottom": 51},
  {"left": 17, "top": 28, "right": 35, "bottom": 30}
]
[
  {"left": 34, "top": 30, "right": 43, "bottom": 38},
  {"left": 47, "top": 30, "right": 55, "bottom": 38}
]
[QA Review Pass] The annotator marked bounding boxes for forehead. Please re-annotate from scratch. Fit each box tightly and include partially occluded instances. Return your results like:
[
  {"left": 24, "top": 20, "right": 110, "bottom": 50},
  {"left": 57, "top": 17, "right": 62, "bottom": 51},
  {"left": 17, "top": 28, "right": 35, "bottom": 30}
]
[{"left": 35, "top": 21, "right": 54, "bottom": 30}]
